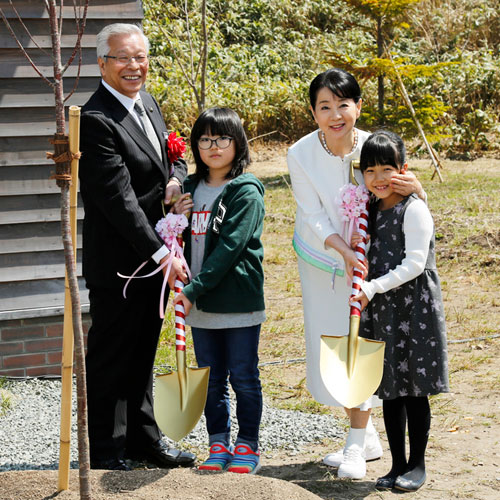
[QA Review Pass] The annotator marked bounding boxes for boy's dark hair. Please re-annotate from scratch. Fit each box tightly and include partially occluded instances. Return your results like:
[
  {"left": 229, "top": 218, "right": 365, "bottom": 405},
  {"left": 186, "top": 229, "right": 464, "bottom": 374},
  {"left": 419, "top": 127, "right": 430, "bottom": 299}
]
[
  {"left": 360, "top": 129, "right": 406, "bottom": 172},
  {"left": 190, "top": 107, "right": 250, "bottom": 180},
  {"left": 309, "top": 68, "right": 362, "bottom": 109}
]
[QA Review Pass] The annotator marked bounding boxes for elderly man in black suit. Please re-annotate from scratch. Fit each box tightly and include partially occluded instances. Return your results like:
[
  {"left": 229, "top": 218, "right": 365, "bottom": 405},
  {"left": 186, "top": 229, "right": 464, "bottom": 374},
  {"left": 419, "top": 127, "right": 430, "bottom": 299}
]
[{"left": 79, "top": 23, "right": 194, "bottom": 471}]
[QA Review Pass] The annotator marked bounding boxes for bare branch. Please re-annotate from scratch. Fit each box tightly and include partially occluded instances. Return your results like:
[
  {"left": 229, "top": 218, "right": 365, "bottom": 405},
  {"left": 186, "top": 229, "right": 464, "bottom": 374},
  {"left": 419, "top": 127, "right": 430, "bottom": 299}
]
[
  {"left": 248, "top": 130, "right": 278, "bottom": 142},
  {"left": 64, "top": 43, "right": 82, "bottom": 102},
  {"left": 199, "top": 0, "right": 207, "bottom": 111},
  {"left": 155, "top": 22, "right": 195, "bottom": 88},
  {"left": 62, "top": 0, "right": 89, "bottom": 74},
  {"left": 0, "top": 7, "right": 54, "bottom": 87},
  {"left": 183, "top": 0, "right": 196, "bottom": 82},
  {"left": 6, "top": 0, "right": 51, "bottom": 56},
  {"left": 58, "top": 0, "right": 64, "bottom": 45}
]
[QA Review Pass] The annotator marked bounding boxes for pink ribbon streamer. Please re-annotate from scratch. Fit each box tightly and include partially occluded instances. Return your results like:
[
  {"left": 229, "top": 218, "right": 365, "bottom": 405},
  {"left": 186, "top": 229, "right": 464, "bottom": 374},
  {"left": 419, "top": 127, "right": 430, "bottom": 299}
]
[{"left": 118, "top": 213, "right": 191, "bottom": 318}]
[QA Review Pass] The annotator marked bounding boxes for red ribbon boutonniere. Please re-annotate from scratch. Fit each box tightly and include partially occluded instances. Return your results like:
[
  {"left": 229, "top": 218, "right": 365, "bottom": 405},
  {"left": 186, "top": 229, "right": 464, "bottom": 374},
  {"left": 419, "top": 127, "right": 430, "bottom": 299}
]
[{"left": 167, "top": 132, "right": 186, "bottom": 164}]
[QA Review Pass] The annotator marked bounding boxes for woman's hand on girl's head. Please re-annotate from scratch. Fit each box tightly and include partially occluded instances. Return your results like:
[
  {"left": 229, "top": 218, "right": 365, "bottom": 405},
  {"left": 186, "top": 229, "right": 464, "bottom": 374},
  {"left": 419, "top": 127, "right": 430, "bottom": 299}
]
[
  {"left": 391, "top": 170, "right": 425, "bottom": 199},
  {"left": 173, "top": 292, "right": 193, "bottom": 316},
  {"left": 349, "top": 291, "right": 369, "bottom": 311},
  {"left": 170, "top": 192, "right": 193, "bottom": 216}
]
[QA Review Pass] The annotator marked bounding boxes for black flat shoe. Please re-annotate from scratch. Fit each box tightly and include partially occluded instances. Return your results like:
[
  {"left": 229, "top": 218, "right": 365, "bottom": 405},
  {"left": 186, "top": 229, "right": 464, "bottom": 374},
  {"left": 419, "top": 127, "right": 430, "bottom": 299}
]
[
  {"left": 375, "top": 476, "right": 396, "bottom": 490},
  {"left": 90, "top": 458, "right": 131, "bottom": 471},
  {"left": 126, "top": 440, "right": 196, "bottom": 468},
  {"left": 394, "top": 470, "right": 427, "bottom": 492}
]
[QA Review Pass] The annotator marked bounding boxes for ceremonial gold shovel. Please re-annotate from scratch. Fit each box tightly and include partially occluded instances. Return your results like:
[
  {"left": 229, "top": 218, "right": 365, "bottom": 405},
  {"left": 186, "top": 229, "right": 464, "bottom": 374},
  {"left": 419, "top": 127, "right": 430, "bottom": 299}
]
[
  {"left": 320, "top": 174, "right": 385, "bottom": 409},
  {"left": 154, "top": 279, "right": 210, "bottom": 442}
]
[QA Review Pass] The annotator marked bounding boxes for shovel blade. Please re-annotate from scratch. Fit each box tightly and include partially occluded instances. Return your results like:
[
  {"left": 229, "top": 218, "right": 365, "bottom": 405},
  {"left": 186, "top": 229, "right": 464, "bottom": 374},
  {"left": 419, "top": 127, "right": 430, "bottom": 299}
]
[
  {"left": 154, "top": 366, "right": 210, "bottom": 442},
  {"left": 320, "top": 335, "right": 385, "bottom": 409}
]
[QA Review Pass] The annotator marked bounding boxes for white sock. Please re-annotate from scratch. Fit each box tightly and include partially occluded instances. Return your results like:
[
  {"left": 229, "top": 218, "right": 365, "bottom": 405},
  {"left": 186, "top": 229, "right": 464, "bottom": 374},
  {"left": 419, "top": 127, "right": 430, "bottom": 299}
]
[
  {"left": 345, "top": 427, "right": 366, "bottom": 449},
  {"left": 366, "top": 415, "right": 376, "bottom": 434}
]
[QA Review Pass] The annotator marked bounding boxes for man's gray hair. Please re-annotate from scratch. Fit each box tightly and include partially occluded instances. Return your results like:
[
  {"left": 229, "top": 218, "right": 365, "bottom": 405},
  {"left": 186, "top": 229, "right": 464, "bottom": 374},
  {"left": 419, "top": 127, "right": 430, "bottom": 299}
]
[{"left": 96, "top": 23, "right": 149, "bottom": 59}]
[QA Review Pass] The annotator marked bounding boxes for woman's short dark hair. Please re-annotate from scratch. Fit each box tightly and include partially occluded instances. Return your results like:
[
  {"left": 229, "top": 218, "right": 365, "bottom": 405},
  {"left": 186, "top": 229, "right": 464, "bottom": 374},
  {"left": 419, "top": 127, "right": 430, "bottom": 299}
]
[
  {"left": 360, "top": 129, "right": 406, "bottom": 172},
  {"left": 190, "top": 107, "right": 250, "bottom": 180},
  {"left": 309, "top": 68, "right": 362, "bottom": 109}
]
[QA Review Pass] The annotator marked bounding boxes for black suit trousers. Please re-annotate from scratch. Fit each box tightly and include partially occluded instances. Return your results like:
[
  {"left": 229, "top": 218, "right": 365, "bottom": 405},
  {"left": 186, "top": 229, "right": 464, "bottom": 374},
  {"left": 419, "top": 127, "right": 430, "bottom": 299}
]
[{"left": 85, "top": 278, "right": 164, "bottom": 461}]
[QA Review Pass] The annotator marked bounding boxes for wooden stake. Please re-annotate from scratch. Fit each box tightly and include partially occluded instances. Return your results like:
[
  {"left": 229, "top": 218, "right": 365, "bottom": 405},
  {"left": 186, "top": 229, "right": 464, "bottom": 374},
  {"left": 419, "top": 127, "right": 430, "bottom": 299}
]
[{"left": 58, "top": 106, "right": 81, "bottom": 491}]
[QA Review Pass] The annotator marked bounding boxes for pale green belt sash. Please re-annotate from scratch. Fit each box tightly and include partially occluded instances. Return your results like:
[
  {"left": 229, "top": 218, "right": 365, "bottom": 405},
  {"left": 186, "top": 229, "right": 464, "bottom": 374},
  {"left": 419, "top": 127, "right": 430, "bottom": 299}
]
[{"left": 292, "top": 230, "right": 344, "bottom": 277}]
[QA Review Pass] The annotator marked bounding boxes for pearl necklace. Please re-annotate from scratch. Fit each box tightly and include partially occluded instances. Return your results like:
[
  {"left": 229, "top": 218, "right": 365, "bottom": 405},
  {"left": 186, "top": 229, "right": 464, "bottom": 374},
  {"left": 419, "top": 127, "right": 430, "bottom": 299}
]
[{"left": 320, "top": 129, "right": 358, "bottom": 157}]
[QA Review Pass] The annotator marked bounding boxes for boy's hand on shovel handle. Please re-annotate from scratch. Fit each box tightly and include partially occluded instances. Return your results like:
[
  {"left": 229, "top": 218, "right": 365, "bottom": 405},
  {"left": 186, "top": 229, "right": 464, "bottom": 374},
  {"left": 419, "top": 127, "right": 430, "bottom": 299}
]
[
  {"left": 173, "top": 292, "right": 193, "bottom": 316},
  {"left": 170, "top": 193, "right": 193, "bottom": 217}
]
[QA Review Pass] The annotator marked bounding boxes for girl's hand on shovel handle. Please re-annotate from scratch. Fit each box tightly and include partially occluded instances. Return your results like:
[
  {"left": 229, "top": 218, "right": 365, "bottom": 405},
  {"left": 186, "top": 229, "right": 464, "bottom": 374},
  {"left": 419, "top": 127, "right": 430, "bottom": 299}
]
[
  {"left": 350, "top": 231, "right": 370, "bottom": 250},
  {"left": 349, "top": 291, "right": 369, "bottom": 311},
  {"left": 173, "top": 292, "right": 193, "bottom": 316}
]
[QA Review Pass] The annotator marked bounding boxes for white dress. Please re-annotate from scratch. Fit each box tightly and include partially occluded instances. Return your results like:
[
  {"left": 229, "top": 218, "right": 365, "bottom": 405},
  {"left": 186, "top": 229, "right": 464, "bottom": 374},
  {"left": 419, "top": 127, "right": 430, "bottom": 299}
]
[{"left": 287, "top": 128, "right": 380, "bottom": 409}]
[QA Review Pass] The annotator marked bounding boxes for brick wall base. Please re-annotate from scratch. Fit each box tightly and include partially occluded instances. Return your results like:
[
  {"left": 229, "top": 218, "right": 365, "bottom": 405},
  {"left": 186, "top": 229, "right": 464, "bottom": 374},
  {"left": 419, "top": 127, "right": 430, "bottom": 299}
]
[{"left": 0, "top": 314, "right": 90, "bottom": 377}]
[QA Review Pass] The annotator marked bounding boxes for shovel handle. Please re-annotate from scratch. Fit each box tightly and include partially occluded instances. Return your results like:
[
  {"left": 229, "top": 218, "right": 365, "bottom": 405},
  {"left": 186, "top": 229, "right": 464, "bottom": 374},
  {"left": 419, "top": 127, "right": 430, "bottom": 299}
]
[
  {"left": 350, "top": 201, "right": 369, "bottom": 317},
  {"left": 173, "top": 279, "right": 186, "bottom": 352},
  {"left": 173, "top": 235, "right": 187, "bottom": 352}
]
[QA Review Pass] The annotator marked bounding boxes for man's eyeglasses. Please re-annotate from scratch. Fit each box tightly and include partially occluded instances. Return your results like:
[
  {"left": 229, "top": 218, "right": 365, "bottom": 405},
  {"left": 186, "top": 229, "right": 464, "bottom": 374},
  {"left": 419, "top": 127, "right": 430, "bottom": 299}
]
[
  {"left": 198, "top": 136, "right": 233, "bottom": 150},
  {"left": 103, "top": 55, "right": 148, "bottom": 65}
]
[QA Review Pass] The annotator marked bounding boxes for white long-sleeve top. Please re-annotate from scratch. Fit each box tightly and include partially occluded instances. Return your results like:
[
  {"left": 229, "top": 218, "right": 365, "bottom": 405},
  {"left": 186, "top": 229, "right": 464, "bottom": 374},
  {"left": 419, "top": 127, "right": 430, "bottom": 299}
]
[
  {"left": 361, "top": 198, "right": 434, "bottom": 301},
  {"left": 287, "top": 129, "right": 371, "bottom": 265}
]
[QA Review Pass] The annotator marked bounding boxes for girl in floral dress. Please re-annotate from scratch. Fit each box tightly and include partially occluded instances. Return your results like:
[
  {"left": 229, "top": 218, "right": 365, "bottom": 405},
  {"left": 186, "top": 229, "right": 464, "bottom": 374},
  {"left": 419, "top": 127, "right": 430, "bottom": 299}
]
[{"left": 351, "top": 130, "right": 449, "bottom": 492}]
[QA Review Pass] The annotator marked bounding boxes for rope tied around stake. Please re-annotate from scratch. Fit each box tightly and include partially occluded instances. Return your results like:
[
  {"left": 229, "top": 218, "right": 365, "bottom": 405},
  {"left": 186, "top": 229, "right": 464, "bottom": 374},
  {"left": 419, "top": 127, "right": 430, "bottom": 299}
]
[
  {"left": 46, "top": 150, "right": 82, "bottom": 163},
  {"left": 47, "top": 134, "right": 82, "bottom": 187}
]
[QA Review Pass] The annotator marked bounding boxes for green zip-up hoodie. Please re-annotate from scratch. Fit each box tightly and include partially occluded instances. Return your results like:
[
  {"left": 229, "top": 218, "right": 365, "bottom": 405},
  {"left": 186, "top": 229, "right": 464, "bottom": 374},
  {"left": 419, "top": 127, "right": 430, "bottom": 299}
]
[{"left": 181, "top": 172, "right": 265, "bottom": 313}]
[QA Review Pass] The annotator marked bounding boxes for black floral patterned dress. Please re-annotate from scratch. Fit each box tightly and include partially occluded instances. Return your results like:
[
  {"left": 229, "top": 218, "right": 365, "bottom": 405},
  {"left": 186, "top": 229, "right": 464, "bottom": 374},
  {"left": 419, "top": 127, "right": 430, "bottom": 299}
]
[{"left": 360, "top": 195, "right": 449, "bottom": 400}]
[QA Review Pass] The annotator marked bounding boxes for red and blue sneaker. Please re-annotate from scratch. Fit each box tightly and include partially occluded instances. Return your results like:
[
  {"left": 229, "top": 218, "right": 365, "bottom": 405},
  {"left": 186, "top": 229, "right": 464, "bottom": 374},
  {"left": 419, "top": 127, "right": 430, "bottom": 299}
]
[
  {"left": 198, "top": 443, "right": 233, "bottom": 471},
  {"left": 226, "top": 444, "right": 261, "bottom": 474}
]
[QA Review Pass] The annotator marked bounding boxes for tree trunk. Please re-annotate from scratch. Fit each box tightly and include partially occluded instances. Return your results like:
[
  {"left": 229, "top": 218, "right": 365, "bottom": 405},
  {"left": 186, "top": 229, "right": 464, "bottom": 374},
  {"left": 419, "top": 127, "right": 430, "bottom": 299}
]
[
  {"left": 199, "top": 0, "right": 208, "bottom": 113},
  {"left": 47, "top": 1, "right": 91, "bottom": 498},
  {"left": 377, "top": 16, "right": 385, "bottom": 123}
]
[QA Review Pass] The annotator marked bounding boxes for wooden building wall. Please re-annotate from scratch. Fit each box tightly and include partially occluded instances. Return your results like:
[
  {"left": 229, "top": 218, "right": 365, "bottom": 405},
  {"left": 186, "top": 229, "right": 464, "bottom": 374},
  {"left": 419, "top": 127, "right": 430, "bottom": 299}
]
[{"left": 0, "top": 0, "right": 144, "bottom": 376}]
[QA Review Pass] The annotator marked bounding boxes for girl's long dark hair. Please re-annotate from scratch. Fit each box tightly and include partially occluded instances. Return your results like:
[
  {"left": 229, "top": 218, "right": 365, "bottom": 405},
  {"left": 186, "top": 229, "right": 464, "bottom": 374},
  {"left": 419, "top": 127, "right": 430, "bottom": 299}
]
[
  {"left": 190, "top": 107, "right": 250, "bottom": 180},
  {"left": 359, "top": 129, "right": 406, "bottom": 172},
  {"left": 360, "top": 129, "right": 407, "bottom": 230}
]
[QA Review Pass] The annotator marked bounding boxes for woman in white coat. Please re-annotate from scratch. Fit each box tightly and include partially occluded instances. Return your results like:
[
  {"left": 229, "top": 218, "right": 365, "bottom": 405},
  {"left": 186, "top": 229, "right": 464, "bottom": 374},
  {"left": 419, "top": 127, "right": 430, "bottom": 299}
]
[{"left": 287, "top": 68, "right": 425, "bottom": 479}]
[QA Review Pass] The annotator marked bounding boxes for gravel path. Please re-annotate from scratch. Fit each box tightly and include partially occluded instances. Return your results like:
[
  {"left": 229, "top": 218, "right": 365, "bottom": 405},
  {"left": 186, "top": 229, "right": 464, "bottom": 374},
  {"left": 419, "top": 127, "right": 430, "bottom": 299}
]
[{"left": 0, "top": 378, "right": 343, "bottom": 471}]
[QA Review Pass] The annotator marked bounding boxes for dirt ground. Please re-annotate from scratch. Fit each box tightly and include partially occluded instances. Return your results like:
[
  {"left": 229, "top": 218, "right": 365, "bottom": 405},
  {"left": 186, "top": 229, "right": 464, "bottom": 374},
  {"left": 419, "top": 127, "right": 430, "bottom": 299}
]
[
  {"left": 1, "top": 152, "right": 499, "bottom": 500},
  {"left": 1, "top": 340, "right": 498, "bottom": 500}
]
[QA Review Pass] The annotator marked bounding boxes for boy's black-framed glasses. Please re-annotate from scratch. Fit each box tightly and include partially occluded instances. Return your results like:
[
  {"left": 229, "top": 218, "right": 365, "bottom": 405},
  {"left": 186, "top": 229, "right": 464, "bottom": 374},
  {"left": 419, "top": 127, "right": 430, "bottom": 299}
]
[{"left": 198, "top": 136, "right": 233, "bottom": 150}]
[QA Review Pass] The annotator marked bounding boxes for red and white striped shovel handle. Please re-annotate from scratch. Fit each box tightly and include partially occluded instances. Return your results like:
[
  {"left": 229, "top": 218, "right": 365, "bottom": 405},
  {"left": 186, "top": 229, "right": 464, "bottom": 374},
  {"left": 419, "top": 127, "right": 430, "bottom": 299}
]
[
  {"left": 350, "top": 202, "right": 369, "bottom": 317},
  {"left": 173, "top": 279, "right": 186, "bottom": 352}
]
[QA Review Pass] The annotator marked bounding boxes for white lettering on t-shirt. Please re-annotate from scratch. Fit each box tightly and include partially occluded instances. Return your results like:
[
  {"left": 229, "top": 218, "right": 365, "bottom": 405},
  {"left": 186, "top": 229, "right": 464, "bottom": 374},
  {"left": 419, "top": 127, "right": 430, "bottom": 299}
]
[{"left": 191, "top": 211, "right": 211, "bottom": 235}]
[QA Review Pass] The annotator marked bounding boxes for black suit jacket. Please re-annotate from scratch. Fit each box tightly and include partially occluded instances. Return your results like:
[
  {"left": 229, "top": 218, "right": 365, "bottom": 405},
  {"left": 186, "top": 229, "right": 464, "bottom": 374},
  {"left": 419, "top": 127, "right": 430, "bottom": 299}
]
[{"left": 79, "top": 83, "right": 187, "bottom": 289}]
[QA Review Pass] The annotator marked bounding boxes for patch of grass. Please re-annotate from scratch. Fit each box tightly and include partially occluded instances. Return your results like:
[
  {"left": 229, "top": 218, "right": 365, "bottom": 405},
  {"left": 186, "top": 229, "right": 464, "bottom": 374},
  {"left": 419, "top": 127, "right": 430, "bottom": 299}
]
[
  {"left": 0, "top": 377, "right": 13, "bottom": 417},
  {"left": 154, "top": 307, "right": 197, "bottom": 372}
]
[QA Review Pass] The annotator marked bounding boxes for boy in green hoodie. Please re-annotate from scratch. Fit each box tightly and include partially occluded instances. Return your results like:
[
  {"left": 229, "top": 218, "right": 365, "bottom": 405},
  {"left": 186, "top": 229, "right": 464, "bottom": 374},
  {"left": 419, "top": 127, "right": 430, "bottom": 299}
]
[{"left": 173, "top": 108, "right": 265, "bottom": 475}]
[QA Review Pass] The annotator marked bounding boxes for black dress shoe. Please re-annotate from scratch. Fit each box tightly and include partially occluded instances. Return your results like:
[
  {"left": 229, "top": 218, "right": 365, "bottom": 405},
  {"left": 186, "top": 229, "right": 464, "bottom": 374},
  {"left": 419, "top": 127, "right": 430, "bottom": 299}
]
[
  {"left": 394, "top": 470, "right": 426, "bottom": 492},
  {"left": 375, "top": 476, "right": 396, "bottom": 490},
  {"left": 90, "top": 458, "right": 131, "bottom": 471},
  {"left": 127, "top": 440, "right": 196, "bottom": 468}
]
